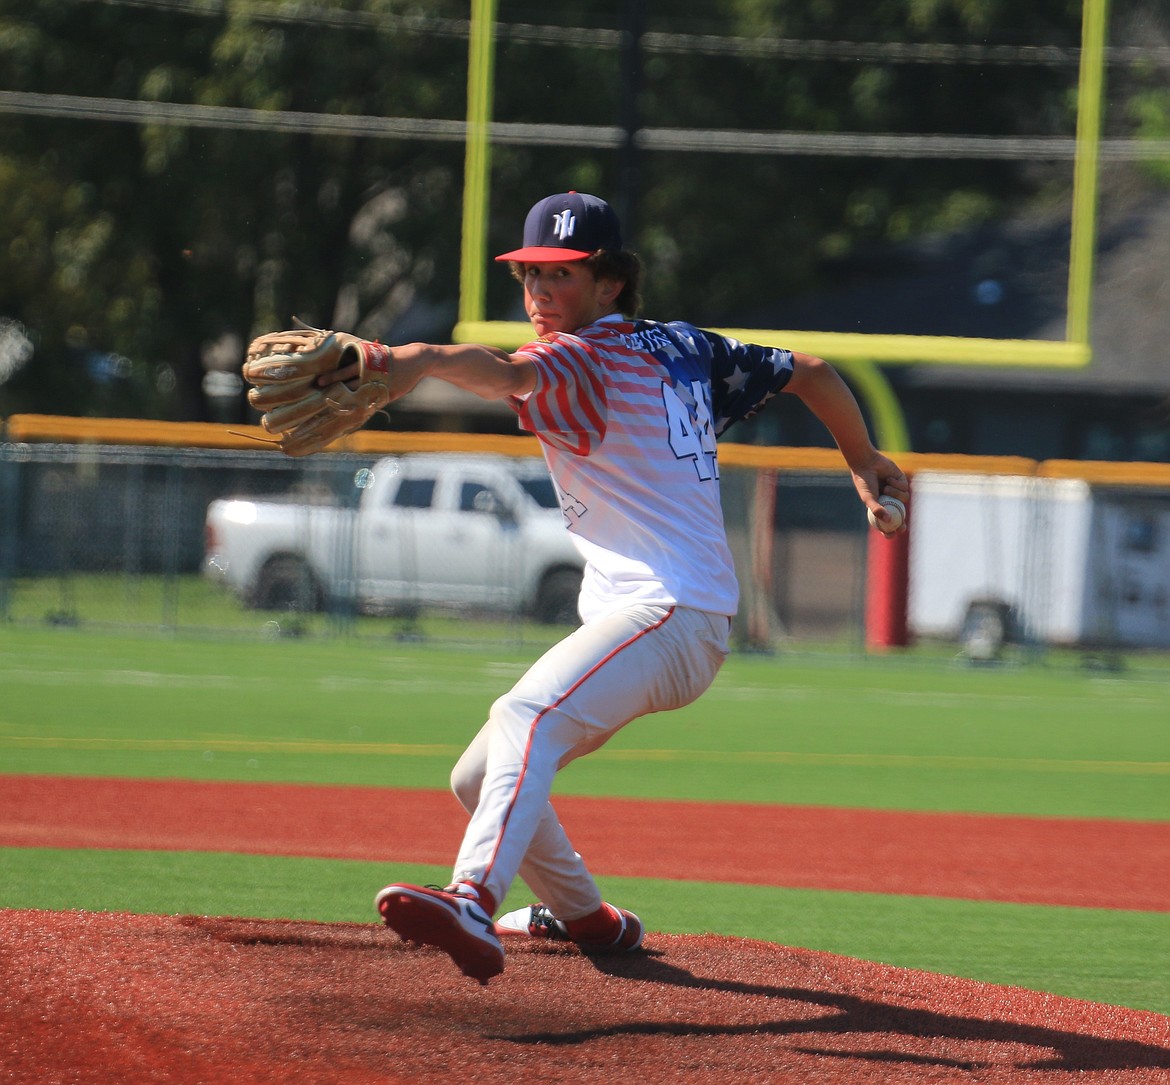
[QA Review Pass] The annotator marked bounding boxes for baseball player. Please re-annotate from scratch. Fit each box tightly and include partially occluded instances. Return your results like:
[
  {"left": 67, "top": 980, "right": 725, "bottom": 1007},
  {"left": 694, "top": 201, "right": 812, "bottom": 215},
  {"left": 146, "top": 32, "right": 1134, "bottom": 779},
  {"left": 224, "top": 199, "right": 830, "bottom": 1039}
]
[{"left": 326, "top": 192, "right": 907, "bottom": 983}]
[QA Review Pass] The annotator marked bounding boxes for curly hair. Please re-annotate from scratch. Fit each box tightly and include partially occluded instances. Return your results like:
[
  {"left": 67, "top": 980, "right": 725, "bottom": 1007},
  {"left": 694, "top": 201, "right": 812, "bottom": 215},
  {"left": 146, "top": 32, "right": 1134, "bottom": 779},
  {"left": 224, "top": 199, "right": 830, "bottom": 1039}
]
[{"left": 507, "top": 250, "right": 644, "bottom": 318}]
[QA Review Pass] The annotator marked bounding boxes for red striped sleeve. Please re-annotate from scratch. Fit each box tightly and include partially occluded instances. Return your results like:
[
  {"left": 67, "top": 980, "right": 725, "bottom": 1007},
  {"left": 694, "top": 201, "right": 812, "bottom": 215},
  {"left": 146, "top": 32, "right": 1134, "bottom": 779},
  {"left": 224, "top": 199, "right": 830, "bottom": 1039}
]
[{"left": 513, "top": 335, "right": 607, "bottom": 455}]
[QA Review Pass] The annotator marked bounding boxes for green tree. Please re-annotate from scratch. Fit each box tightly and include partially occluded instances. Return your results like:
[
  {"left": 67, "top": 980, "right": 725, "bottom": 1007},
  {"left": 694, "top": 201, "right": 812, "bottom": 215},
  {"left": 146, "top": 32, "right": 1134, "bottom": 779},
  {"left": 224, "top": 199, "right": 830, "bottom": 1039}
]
[
  {"left": 0, "top": 0, "right": 468, "bottom": 419},
  {"left": 0, "top": 0, "right": 1163, "bottom": 421}
]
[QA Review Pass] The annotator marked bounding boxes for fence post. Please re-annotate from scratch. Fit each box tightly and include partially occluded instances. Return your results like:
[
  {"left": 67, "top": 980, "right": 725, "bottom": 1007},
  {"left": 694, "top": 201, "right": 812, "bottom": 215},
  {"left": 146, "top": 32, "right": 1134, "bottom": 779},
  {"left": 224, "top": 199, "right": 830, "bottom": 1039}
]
[
  {"left": 0, "top": 450, "right": 20, "bottom": 619},
  {"left": 864, "top": 499, "right": 911, "bottom": 649}
]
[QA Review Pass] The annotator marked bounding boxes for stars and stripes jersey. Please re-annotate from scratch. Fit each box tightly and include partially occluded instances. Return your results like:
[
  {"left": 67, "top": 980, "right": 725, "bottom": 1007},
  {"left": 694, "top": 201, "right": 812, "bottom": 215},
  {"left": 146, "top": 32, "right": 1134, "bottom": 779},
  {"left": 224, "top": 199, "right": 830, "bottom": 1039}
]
[{"left": 510, "top": 315, "right": 794, "bottom": 622}]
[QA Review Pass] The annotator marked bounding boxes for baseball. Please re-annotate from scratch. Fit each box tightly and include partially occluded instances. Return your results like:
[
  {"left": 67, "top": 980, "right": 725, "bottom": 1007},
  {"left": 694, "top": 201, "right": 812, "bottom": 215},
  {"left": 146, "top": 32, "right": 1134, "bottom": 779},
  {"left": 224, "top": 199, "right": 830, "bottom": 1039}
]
[{"left": 867, "top": 496, "right": 906, "bottom": 534}]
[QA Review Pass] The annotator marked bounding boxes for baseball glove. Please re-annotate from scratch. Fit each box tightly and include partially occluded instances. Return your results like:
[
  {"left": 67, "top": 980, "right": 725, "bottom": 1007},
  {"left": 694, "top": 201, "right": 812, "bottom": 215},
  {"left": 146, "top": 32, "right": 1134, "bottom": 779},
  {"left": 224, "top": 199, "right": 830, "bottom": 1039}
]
[{"left": 242, "top": 319, "right": 393, "bottom": 457}]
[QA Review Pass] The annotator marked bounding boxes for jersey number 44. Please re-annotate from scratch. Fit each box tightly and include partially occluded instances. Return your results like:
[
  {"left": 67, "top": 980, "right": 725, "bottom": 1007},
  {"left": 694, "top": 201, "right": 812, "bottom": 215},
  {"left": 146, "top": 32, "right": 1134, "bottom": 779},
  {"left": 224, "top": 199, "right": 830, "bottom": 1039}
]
[{"left": 663, "top": 380, "right": 719, "bottom": 482}]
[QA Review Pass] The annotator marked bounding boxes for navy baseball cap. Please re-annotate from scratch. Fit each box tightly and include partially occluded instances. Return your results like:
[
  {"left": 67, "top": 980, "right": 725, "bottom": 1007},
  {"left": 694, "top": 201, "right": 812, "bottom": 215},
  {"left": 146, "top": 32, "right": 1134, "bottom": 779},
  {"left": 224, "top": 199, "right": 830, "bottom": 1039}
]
[{"left": 495, "top": 191, "right": 623, "bottom": 262}]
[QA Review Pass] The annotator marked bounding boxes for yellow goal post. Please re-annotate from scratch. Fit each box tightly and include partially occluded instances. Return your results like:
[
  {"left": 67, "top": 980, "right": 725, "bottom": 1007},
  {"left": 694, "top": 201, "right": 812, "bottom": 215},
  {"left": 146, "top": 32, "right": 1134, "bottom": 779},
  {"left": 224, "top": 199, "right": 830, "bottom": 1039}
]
[{"left": 454, "top": 0, "right": 1110, "bottom": 453}]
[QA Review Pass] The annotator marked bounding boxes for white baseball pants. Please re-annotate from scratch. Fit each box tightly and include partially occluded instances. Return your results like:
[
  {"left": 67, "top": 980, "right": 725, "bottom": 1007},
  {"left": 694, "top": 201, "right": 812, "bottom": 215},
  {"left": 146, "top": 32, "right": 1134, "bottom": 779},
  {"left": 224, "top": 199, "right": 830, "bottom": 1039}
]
[{"left": 449, "top": 604, "right": 731, "bottom": 920}]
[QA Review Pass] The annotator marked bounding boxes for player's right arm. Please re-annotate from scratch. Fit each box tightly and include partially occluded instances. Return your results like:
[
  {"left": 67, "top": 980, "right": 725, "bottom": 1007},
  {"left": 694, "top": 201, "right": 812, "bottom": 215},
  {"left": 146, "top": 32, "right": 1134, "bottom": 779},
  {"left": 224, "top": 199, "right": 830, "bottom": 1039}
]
[{"left": 784, "top": 351, "right": 909, "bottom": 520}]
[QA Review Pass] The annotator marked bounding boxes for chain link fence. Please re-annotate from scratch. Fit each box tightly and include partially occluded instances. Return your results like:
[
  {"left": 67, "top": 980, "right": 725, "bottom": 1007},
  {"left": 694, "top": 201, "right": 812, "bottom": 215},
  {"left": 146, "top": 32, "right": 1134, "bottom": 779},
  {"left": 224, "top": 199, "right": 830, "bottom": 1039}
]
[
  {"left": 0, "top": 441, "right": 871, "bottom": 648},
  {"left": 5, "top": 440, "right": 1169, "bottom": 659}
]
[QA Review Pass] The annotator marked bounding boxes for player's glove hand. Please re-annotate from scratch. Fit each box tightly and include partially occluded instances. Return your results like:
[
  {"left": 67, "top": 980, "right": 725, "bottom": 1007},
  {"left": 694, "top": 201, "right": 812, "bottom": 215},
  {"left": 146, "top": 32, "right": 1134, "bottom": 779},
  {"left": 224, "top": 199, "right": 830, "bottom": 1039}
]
[{"left": 242, "top": 319, "right": 393, "bottom": 457}]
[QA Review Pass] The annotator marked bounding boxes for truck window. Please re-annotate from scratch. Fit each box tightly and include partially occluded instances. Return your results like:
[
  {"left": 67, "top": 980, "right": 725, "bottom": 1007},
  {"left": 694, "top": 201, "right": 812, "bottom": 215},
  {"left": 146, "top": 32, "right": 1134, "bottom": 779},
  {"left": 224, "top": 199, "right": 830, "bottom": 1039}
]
[
  {"left": 393, "top": 478, "right": 436, "bottom": 509},
  {"left": 519, "top": 477, "right": 558, "bottom": 510},
  {"left": 461, "top": 482, "right": 504, "bottom": 515}
]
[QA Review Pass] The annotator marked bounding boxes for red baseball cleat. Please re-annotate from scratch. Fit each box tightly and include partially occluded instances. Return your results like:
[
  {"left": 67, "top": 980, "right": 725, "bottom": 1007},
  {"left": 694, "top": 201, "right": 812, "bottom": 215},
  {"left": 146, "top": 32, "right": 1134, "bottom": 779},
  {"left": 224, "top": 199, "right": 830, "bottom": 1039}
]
[{"left": 376, "top": 883, "right": 505, "bottom": 985}]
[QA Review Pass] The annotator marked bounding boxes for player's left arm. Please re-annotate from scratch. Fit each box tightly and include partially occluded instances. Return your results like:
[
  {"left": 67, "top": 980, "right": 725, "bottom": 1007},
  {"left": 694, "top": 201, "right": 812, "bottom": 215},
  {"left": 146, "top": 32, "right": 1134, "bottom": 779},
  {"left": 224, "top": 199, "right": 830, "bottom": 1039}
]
[
  {"left": 321, "top": 341, "right": 538, "bottom": 403},
  {"left": 783, "top": 352, "right": 909, "bottom": 526}
]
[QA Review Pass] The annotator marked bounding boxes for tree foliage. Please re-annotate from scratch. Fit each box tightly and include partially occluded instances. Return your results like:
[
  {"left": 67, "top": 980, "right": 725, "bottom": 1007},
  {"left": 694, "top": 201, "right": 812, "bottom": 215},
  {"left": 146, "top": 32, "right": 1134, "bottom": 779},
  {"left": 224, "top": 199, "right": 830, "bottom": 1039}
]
[
  {"left": 0, "top": 0, "right": 1163, "bottom": 420},
  {"left": 1, "top": 0, "right": 469, "bottom": 418}
]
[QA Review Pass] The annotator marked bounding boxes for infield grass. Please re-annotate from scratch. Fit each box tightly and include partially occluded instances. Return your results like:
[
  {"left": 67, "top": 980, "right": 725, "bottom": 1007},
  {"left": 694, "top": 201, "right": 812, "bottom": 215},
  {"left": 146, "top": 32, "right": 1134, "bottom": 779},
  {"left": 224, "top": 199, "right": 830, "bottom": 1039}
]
[{"left": 2, "top": 625, "right": 1169, "bottom": 1014}]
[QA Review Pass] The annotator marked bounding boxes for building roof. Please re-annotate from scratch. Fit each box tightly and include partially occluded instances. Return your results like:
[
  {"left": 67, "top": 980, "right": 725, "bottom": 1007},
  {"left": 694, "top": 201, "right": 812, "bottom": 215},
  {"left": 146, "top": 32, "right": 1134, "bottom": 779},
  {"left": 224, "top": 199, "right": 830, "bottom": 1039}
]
[{"left": 746, "top": 192, "right": 1170, "bottom": 396}]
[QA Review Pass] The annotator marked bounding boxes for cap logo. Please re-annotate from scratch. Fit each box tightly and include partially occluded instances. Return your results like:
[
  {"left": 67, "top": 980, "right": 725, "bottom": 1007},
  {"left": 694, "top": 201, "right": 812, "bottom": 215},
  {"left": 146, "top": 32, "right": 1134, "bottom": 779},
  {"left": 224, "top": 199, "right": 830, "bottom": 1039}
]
[{"left": 552, "top": 210, "right": 576, "bottom": 241}]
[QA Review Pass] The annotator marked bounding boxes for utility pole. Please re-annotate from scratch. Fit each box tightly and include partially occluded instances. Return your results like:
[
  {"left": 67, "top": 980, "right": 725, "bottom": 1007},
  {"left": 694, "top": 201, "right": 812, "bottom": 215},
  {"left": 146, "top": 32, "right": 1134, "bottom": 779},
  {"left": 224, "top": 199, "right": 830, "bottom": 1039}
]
[{"left": 617, "top": 0, "right": 644, "bottom": 242}]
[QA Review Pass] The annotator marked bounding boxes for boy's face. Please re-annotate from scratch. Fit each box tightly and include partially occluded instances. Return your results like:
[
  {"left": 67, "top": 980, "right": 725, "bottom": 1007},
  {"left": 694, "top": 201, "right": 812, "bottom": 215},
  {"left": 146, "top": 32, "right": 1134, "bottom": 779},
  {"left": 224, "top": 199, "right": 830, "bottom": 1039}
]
[{"left": 519, "top": 261, "right": 622, "bottom": 337}]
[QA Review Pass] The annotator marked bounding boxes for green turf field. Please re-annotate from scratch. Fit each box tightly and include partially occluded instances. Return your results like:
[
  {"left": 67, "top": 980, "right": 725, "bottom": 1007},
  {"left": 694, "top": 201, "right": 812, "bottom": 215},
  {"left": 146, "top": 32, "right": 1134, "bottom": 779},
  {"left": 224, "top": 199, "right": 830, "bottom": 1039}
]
[{"left": 2, "top": 626, "right": 1168, "bottom": 1014}]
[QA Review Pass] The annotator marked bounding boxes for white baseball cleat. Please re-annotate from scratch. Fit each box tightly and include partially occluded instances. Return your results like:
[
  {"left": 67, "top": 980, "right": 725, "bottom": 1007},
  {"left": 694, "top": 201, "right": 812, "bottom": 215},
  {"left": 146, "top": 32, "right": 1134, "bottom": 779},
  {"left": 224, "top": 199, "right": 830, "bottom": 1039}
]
[
  {"left": 496, "top": 901, "right": 644, "bottom": 953},
  {"left": 376, "top": 883, "right": 504, "bottom": 985}
]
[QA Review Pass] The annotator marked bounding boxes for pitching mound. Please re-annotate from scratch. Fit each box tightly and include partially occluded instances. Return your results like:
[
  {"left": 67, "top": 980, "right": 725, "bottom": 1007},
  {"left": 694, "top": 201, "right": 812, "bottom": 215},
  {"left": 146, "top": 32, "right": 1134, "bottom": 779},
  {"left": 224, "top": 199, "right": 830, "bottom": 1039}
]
[{"left": 4, "top": 910, "right": 1169, "bottom": 1084}]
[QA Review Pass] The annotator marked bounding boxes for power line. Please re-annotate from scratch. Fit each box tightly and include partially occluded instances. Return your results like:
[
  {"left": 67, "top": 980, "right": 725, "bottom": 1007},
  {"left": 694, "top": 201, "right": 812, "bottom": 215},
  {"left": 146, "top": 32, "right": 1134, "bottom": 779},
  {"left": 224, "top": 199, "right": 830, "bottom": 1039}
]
[
  {"left": 634, "top": 127, "right": 1167, "bottom": 161},
  {"left": 3, "top": 90, "right": 1168, "bottom": 161},
  {"left": 74, "top": 0, "right": 469, "bottom": 38},
  {"left": 0, "top": 90, "right": 467, "bottom": 140},
  {"left": 67, "top": 0, "right": 1170, "bottom": 68}
]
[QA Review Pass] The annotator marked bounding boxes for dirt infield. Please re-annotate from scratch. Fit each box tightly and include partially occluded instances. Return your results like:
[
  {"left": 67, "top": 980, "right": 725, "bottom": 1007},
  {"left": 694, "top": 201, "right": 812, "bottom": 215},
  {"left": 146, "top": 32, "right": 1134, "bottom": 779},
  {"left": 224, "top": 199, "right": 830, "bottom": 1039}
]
[
  {"left": 3, "top": 775, "right": 1170, "bottom": 1082},
  {"left": 4, "top": 910, "right": 1170, "bottom": 1084}
]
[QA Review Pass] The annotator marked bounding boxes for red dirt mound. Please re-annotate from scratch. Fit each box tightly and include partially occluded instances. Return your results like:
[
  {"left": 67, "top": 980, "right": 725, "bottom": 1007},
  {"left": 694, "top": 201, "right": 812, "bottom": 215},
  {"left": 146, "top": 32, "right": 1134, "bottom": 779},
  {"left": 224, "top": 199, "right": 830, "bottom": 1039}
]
[{"left": 3, "top": 909, "right": 1169, "bottom": 1084}]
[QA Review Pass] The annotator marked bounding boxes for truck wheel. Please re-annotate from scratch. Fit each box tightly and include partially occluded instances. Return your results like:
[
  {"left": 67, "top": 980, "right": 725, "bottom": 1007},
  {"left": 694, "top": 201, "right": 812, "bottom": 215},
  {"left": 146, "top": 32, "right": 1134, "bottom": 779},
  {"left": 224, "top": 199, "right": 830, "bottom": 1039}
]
[
  {"left": 252, "top": 556, "right": 322, "bottom": 613},
  {"left": 960, "top": 600, "right": 1012, "bottom": 661},
  {"left": 534, "top": 569, "right": 582, "bottom": 626}
]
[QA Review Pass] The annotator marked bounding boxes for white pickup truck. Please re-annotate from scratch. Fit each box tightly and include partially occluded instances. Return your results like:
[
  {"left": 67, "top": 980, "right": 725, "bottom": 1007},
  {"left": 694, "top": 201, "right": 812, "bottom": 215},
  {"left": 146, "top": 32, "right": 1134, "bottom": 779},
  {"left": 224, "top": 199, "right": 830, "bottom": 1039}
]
[{"left": 203, "top": 453, "right": 584, "bottom": 624}]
